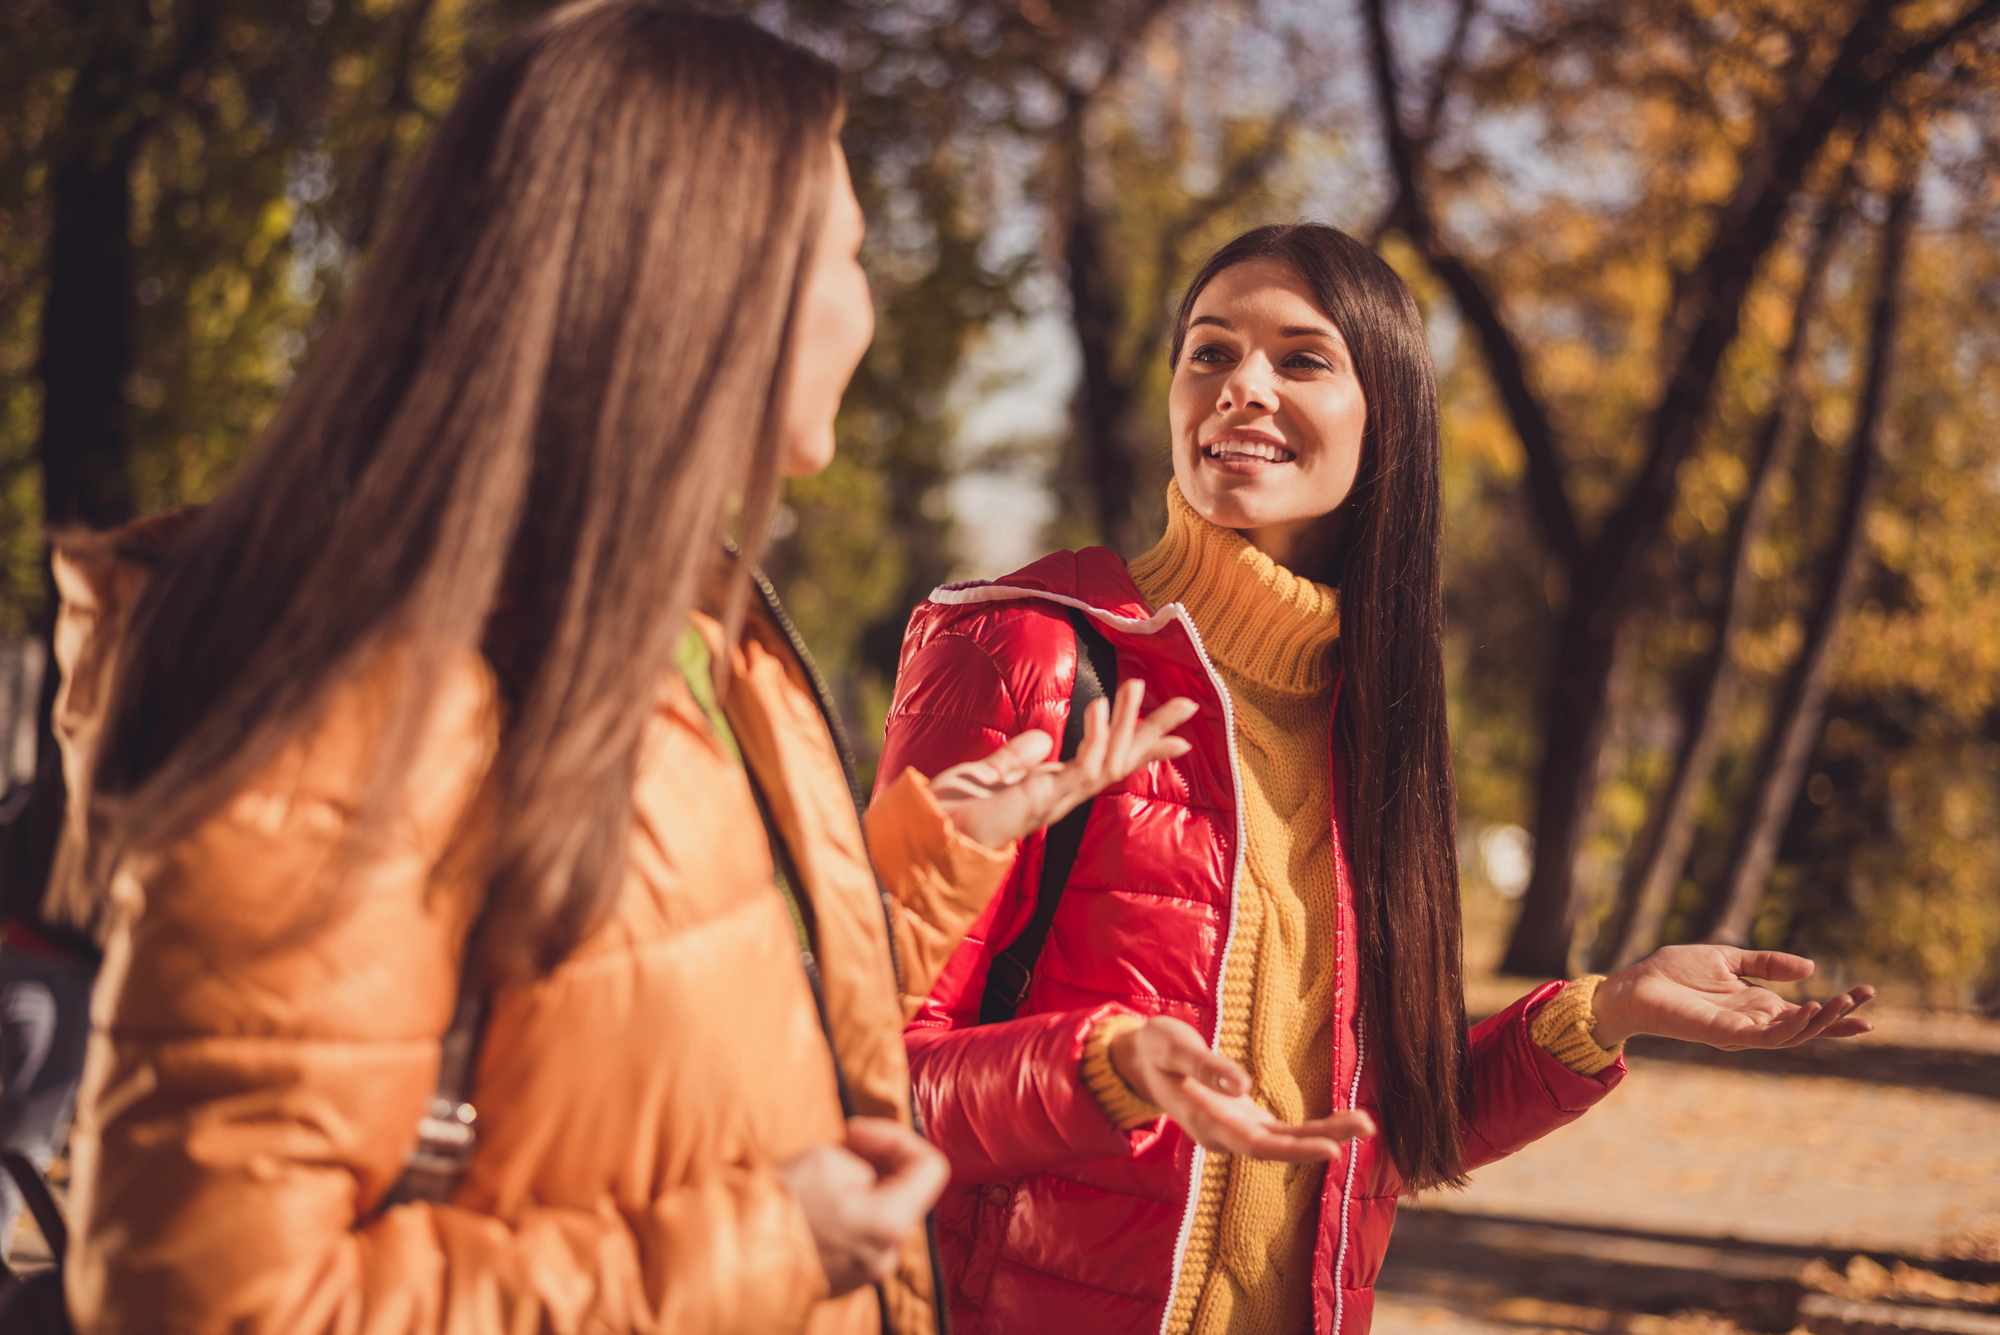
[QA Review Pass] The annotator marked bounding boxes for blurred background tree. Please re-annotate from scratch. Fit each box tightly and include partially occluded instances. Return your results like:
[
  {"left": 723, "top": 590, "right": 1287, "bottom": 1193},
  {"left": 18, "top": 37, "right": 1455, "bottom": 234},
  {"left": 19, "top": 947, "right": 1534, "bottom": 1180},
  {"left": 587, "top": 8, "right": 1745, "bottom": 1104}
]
[{"left": 2, "top": 0, "right": 1996, "bottom": 1004}]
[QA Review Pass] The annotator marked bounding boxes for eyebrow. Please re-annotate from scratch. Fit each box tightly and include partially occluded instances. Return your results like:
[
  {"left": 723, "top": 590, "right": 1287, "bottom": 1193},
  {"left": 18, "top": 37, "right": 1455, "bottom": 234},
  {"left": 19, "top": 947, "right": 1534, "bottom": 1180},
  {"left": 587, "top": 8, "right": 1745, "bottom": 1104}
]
[{"left": 1188, "top": 314, "right": 1342, "bottom": 342}]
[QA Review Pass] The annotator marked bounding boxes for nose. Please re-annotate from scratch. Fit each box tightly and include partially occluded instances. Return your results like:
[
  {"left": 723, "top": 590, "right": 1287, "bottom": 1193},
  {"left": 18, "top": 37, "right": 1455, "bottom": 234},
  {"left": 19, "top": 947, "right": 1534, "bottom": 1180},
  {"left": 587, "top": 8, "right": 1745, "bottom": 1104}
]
[{"left": 1218, "top": 355, "right": 1275, "bottom": 415}]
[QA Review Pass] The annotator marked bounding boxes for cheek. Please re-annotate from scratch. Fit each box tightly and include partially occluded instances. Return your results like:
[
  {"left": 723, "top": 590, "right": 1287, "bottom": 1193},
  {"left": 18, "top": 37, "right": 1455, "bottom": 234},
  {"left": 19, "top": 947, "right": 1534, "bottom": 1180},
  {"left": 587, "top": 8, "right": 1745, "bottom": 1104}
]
[
  {"left": 794, "top": 272, "right": 871, "bottom": 401},
  {"left": 1167, "top": 372, "right": 1202, "bottom": 442},
  {"left": 1309, "top": 385, "right": 1368, "bottom": 473}
]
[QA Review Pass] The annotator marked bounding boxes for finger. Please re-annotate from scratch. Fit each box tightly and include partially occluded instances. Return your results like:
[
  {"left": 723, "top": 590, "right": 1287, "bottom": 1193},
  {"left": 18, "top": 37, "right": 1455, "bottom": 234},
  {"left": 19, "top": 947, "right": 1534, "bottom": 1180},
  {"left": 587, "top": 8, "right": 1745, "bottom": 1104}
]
[
  {"left": 1120, "top": 698, "right": 1200, "bottom": 775},
  {"left": 1045, "top": 699, "right": 1117, "bottom": 814},
  {"left": 1070, "top": 696, "right": 1112, "bottom": 780},
  {"left": 1230, "top": 1133, "right": 1345, "bottom": 1162},
  {"left": 1111, "top": 677, "right": 1147, "bottom": 744},
  {"left": 1291, "top": 1109, "right": 1375, "bottom": 1142},
  {"left": 1791, "top": 989, "right": 1873, "bottom": 1045},
  {"left": 1171, "top": 1081, "right": 1342, "bottom": 1162},
  {"left": 1199, "top": 1117, "right": 1343, "bottom": 1161},
  {"left": 1121, "top": 694, "right": 1196, "bottom": 750},
  {"left": 984, "top": 728, "right": 1055, "bottom": 778},
  {"left": 1190, "top": 1049, "right": 1251, "bottom": 1098},
  {"left": 1756, "top": 999, "right": 1820, "bottom": 1047},
  {"left": 1145, "top": 1016, "right": 1224, "bottom": 1069},
  {"left": 1100, "top": 681, "right": 1146, "bottom": 775},
  {"left": 1136, "top": 696, "right": 1200, "bottom": 738},
  {"left": 1722, "top": 947, "right": 1815, "bottom": 983},
  {"left": 867, "top": 1133, "right": 951, "bottom": 1225},
  {"left": 930, "top": 761, "right": 1002, "bottom": 797},
  {"left": 842, "top": 1116, "right": 920, "bottom": 1174},
  {"left": 1784, "top": 995, "right": 1853, "bottom": 1046}
]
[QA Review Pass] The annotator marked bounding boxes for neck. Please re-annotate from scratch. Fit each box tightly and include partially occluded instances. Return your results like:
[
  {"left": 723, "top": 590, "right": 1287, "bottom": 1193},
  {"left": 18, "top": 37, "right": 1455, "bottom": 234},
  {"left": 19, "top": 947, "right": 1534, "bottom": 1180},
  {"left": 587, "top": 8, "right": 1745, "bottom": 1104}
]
[{"left": 1236, "top": 508, "right": 1348, "bottom": 582}]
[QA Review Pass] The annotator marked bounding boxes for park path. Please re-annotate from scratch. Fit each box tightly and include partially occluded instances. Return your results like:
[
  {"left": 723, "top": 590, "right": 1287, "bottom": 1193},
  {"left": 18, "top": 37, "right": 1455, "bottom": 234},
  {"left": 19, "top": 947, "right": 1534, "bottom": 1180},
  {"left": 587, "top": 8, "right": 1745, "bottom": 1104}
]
[{"left": 1374, "top": 1004, "right": 2000, "bottom": 1335}]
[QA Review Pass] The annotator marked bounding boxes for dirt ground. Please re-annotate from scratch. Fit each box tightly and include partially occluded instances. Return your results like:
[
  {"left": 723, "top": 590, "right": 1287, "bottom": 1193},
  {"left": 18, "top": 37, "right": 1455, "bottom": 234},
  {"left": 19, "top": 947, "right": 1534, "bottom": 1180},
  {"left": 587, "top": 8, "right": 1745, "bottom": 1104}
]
[{"left": 1377, "top": 893, "right": 2000, "bottom": 1335}]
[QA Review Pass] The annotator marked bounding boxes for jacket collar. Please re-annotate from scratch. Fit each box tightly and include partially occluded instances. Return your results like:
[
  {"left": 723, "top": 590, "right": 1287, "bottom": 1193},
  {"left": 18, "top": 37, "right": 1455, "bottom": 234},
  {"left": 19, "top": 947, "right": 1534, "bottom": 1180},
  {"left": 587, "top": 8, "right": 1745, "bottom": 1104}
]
[{"left": 932, "top": 546, "right": 1154, "bottom": 623}]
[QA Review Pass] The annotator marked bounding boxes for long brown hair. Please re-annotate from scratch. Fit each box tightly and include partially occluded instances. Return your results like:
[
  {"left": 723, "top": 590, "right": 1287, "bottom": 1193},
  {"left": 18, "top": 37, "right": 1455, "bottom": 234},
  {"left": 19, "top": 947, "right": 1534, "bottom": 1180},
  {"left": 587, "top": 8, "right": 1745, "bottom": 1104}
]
[
  {"left": 1170, "top": 224, "right": 1468, "bottom": 1191},
  {"left": 85, "top": 0, "right": 842, "bottom": 980}
]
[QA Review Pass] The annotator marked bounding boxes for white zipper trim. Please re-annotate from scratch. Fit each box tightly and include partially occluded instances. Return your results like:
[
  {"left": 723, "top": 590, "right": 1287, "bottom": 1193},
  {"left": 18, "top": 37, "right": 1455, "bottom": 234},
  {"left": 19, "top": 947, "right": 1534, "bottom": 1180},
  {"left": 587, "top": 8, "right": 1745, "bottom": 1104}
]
[
  {"left": 1331, "top": 1021, "right": 1365, "bottom": 1335},
  {"left": 926, "top": 581, "right": 1248, "bottom": 1335}
]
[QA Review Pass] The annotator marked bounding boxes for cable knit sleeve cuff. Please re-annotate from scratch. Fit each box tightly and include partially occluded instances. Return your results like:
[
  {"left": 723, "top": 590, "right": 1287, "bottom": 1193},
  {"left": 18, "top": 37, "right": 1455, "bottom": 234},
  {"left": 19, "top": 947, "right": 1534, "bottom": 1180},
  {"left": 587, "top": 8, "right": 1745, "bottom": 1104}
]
[
  {"left": 1528, "top": 975, "right": 1624, "bottom": 1076},
  {"left": 1080, "top": 1013, "right": 1164, "bottom": 1130}
]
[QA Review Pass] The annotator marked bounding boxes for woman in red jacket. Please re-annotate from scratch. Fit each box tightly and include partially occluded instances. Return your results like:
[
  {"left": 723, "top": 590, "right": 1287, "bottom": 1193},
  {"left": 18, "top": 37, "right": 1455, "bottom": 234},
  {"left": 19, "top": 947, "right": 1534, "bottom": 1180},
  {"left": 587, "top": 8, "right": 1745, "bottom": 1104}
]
[{"left": 873, "top": 224, "right": 1876, "bottom": 1335}]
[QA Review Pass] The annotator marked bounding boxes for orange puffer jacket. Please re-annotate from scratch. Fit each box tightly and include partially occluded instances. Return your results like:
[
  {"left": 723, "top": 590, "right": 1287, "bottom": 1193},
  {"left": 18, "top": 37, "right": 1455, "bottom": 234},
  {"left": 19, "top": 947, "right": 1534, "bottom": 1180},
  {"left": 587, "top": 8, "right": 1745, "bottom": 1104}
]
[{"left": 50, "top": 522, "right": 1014, "bottom": 1335}]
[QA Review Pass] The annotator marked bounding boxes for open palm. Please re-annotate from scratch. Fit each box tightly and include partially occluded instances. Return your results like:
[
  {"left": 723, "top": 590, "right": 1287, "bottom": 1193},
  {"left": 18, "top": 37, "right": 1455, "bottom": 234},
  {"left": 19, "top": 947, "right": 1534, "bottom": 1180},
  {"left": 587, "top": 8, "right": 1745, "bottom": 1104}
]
[
  {"left": 1592, "top": 945, "right": 1876, "bottom": 1051},
  {"left": 928, "top": 679, "right": 1198, "bottom": 850}
]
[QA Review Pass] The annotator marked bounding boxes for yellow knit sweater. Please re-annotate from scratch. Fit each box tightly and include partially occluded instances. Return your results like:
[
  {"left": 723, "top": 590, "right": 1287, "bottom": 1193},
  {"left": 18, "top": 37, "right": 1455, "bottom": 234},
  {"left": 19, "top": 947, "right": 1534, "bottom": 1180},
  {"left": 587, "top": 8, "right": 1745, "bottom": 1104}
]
[
  {"left": 1078, "top": 484, "right": 1621, "bottom": 1335},
  {"left": 1134, "top": 483, "right": 1343, "bottom": 1335}
]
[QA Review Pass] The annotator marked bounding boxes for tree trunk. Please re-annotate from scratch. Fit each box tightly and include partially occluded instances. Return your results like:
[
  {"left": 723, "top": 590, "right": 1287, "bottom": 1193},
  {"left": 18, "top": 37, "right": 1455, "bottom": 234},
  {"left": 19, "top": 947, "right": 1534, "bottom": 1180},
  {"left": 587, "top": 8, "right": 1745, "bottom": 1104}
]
[
  {"left": 39, "top": 12, "right": 147, "bottom": 532},
  {"left": 1701, "top": 181, "right": 1915, "bottom": 946},
  {"left": 1360, "top": 0, "right": 1949, "bottom": 978},
  {"left": 1058, "top": 114, "right": 1147, "bottom": 557},
  {"left": 7, "top": 1, "right": 149, "bottom": 941},
  {"left": 1496, "top": 0, "right": 1949, "bottom": 976},
  {"left": 1595, "top": 183, "right": 1851, "bottom": 970},
  {"left": 1496, "top": 589, "right": 1625, "bottom": 974}
]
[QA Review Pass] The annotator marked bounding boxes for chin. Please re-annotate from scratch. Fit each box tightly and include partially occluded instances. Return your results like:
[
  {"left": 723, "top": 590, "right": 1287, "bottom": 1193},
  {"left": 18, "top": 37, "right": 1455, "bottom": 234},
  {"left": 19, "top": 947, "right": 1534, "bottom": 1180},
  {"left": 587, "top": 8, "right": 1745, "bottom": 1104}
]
[
  {"left": 781, "top": 428, "right": 838, "bottom": 479},
  {"left": 1187, "top": 475, "right": 1283, "bottom": 528}
]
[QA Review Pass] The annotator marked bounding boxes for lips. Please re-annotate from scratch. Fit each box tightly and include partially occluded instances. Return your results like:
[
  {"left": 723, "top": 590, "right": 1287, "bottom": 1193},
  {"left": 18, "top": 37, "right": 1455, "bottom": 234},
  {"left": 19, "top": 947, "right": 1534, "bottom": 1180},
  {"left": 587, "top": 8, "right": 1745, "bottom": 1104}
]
[{"left": 1204, "top": 436, "right": 1295, "bottom": 463}]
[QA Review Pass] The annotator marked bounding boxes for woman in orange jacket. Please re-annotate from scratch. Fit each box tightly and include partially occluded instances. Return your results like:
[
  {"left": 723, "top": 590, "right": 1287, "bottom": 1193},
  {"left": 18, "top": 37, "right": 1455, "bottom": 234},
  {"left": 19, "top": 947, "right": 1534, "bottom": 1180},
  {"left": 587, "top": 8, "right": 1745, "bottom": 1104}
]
[{"left": 37, "top": 4, "right": 1194, "bottom": 1331}]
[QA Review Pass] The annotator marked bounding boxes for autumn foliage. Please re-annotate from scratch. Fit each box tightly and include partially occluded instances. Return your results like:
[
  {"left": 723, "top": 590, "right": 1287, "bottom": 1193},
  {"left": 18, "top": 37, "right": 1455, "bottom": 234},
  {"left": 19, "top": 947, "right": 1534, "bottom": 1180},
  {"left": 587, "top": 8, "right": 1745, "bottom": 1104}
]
[{"left": 3, "top": 0, "right": 1996, "bottom": 1003}]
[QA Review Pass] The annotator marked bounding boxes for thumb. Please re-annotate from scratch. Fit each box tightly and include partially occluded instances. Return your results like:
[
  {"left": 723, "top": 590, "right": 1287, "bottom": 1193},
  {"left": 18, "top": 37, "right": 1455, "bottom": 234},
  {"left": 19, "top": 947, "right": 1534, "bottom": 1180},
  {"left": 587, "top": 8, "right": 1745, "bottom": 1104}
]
[
  {"left": 1724, "top": 947, "right": 1814, "bottom": 983},
  {"left": 995, "top": 728, "right": 1056, "bottom": 772}
]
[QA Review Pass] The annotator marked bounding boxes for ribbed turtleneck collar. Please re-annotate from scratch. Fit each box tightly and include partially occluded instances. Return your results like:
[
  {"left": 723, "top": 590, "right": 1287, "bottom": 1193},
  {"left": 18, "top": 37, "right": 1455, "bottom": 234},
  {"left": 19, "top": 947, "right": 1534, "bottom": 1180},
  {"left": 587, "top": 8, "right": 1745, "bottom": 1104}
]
[{"left": 1127, "top": 481, "right": 1340, "bottom": 697}]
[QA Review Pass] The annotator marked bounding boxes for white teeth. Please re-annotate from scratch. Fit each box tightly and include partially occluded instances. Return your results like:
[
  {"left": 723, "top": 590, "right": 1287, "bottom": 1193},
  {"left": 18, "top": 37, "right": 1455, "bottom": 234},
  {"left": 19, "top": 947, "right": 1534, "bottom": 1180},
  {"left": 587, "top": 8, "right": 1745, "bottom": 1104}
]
[{"left": 1206, "top": 439, "right": 1294, "bottom": 463}]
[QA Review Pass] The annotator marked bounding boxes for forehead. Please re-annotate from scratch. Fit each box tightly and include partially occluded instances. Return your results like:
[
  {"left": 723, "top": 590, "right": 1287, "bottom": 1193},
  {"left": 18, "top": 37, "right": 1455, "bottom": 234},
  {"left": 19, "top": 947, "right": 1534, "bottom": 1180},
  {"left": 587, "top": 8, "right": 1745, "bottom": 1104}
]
[{"left": 1190, "top": 257, "right": 1338, "bottom": 333}]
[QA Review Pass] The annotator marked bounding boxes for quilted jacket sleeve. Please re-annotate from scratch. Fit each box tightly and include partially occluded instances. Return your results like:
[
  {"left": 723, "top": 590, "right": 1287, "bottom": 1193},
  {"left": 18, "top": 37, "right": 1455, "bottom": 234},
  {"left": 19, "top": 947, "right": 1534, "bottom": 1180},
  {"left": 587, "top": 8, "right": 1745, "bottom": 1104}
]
[
  {"left": 66, "top": 654, "right": 826, "bottom": 1335},
  {"left": 1458, "top": 980, "right": 1625, "bottom": 1174},
  {"left": 879, "top": 612, "right": 1153, "bottom": 1185},
  {"left": 864, "top": 768, "right": 1017, "bottom": 1013}
]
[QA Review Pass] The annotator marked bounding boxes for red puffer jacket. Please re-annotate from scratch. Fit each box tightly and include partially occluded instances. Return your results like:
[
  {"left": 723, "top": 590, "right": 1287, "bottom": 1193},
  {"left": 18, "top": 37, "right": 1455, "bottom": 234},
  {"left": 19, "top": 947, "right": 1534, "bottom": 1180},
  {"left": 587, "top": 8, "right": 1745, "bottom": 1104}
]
[{"left": 875, "top": 548, "right": 1625, "bottom": 1335}]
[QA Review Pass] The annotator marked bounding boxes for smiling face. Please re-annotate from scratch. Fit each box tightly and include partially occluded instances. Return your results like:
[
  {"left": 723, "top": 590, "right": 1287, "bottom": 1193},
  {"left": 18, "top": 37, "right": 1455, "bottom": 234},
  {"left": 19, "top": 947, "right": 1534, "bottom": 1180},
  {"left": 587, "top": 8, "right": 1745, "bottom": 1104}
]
[
  {"left": 779, "top": 140, "right": 874, "bottom": 478},
  {"left": 1168, "top": 256, "right": 1367, "bottom": 574}
]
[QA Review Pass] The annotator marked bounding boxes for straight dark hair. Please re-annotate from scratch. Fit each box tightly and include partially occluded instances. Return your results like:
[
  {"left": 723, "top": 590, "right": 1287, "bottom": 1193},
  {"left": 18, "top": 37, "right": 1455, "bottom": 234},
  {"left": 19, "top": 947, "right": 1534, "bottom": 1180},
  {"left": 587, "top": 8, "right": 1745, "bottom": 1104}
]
[
  {"left": 77, "top": 0, "right": 842, "bottom": 981},
  {"left": 1170, "top": 223, "right": 1468, "bottom": 1191}
]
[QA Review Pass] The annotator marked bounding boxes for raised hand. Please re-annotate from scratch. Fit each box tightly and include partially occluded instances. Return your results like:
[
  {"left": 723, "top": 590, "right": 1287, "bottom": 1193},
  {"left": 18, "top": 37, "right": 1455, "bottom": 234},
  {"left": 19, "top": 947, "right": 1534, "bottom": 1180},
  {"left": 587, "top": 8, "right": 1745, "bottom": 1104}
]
[
  {"left": 775, "top": 1117, "right": 950, "bottom": 1295},
  {"left": 1589, "top": 945, "right": 1877, "bottom": 1052},
  {"left": 1109, "top": 1015, "right": 1375, "bottom": 1161},
  {"left": 929, "top": 678, "right": 1199, "bottom": 850}
]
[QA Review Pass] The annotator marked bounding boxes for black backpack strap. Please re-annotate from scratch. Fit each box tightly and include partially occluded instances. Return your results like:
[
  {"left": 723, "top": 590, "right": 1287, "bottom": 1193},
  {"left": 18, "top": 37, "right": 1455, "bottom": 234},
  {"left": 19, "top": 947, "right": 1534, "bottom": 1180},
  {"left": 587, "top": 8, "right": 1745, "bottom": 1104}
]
[
  {"left": 379, "top": 956, "right": 488, "bottom": 1211},
  {"left": 978, "top": 605, "right": 1116, "bottom": 1026},
  {"left": 0, "top": 1149, "right": 66, "bottom": 1263}
]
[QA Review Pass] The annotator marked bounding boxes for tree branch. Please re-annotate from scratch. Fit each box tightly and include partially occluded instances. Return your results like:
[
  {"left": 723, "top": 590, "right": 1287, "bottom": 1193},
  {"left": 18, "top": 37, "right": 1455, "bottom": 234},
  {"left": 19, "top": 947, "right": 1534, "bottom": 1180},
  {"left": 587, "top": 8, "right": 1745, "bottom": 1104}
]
[
  {"left": 1700, "top": 176, "right": 1918, "bottom": 946},
  {"left": 1134, "top": 88, "right": 1316, "bottom": 373},
  {"left": 1362, "top": 0, "right": 1583, "bottom": 566},
  {"left": 1595, "top": 0, "right": 1997, "bottom": 603},
  {"left": 1595, "top": 165, "right": 1854, "bottom": 969},
  {"left": 1417, "top": 0, "right": 1479, "bottom": 150}
]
